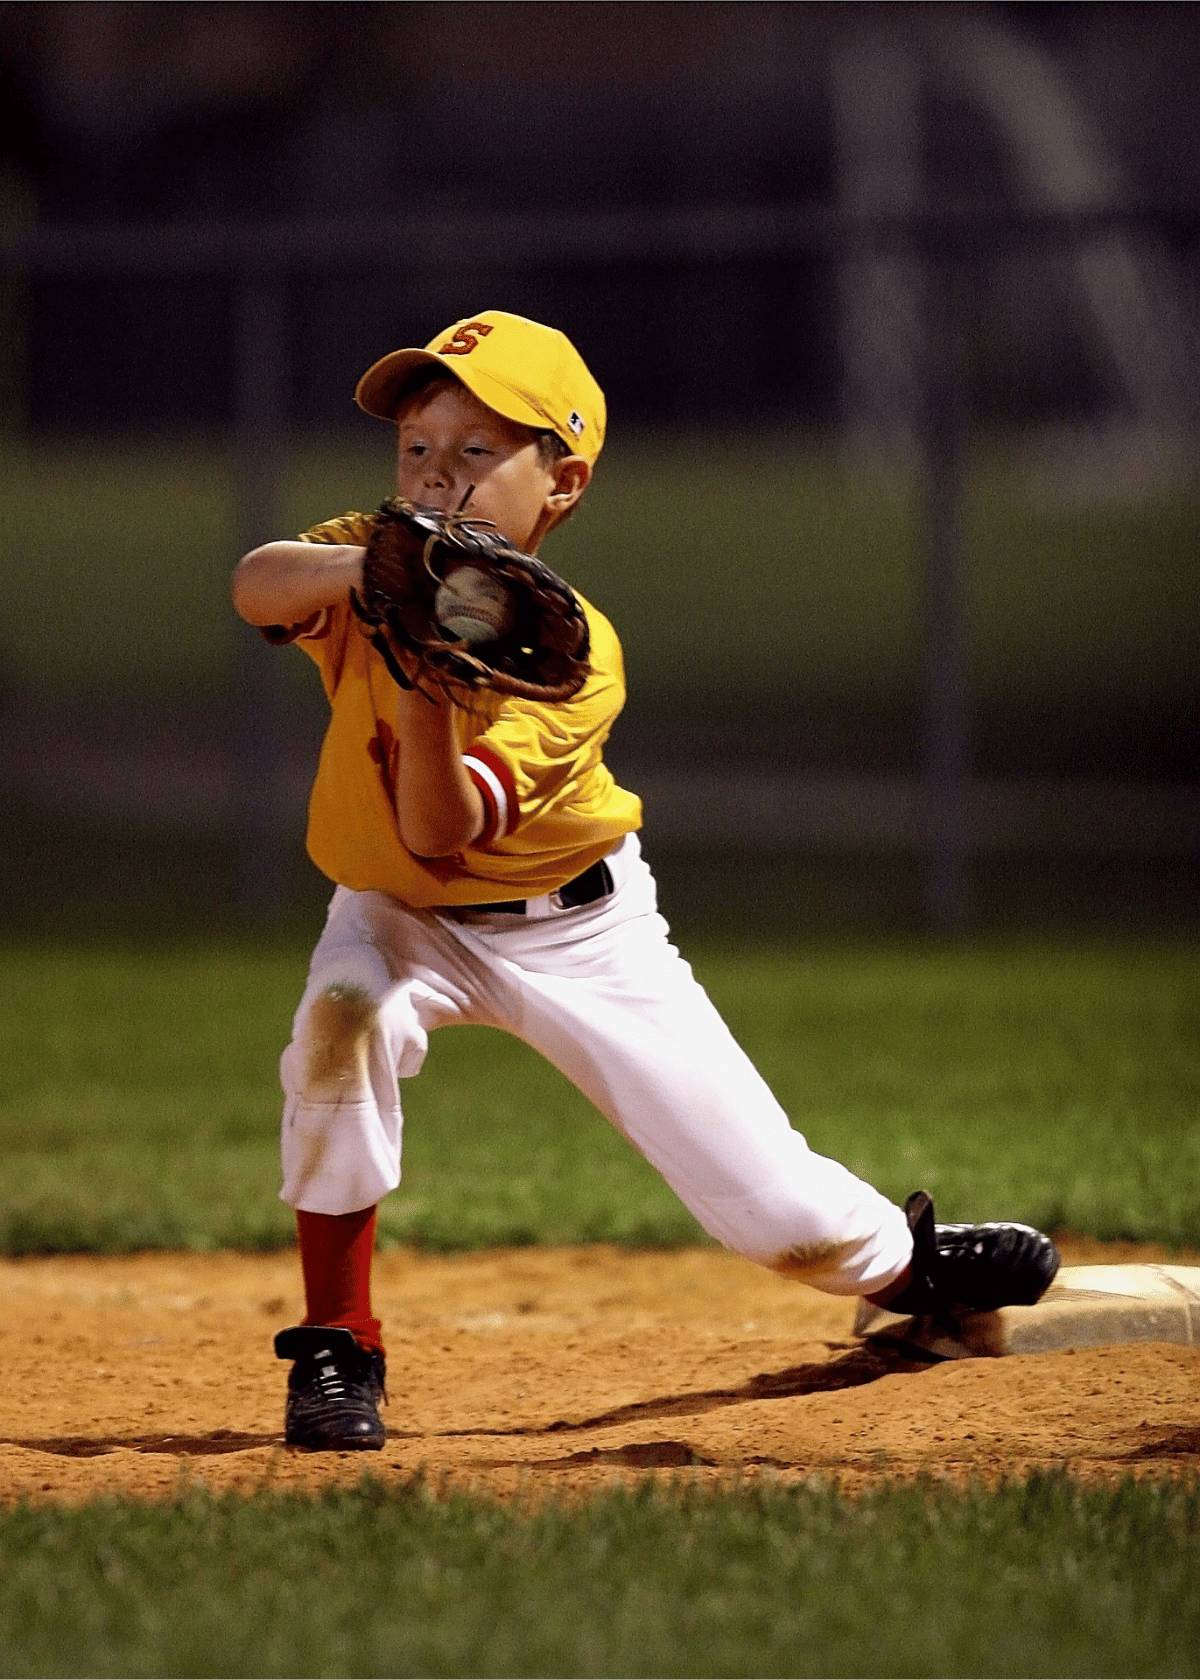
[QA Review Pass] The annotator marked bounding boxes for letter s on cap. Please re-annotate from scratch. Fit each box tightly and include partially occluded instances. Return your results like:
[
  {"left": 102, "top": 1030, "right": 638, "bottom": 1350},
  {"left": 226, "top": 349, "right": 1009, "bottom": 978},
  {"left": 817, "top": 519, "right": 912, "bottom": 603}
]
[{"left": 439, "top": 322, "right": 494, "bottom": 356}]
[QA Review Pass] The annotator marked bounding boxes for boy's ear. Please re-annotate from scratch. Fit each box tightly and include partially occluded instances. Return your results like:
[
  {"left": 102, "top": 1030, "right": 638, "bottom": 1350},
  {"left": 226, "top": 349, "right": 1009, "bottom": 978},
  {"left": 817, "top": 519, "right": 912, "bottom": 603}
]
[{"left": 547, "top": 456, "right": 591, "bottom": 512}]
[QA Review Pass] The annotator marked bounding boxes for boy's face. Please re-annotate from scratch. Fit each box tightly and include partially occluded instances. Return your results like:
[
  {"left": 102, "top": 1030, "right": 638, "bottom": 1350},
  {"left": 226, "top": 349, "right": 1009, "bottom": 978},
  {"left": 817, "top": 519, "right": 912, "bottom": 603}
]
[{"left": 393, "top": 379, "right": 589, "bottom": 551}]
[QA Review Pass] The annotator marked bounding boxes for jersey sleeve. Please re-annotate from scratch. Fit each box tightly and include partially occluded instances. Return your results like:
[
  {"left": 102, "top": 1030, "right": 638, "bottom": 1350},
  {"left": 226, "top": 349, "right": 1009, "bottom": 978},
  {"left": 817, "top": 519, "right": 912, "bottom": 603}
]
[
  {"left": 258, "top": 512, "right": 373, "bottom": 685},
  {"left": 460, "top": 606, "right": 627, "bottom": 845}
]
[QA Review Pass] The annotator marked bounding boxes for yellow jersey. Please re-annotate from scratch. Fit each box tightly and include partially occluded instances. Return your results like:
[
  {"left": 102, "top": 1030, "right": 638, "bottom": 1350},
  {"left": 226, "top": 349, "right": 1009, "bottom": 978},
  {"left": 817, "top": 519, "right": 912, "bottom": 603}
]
[{"left": 265, "top": 512, "right": 642, "bottom": 906}]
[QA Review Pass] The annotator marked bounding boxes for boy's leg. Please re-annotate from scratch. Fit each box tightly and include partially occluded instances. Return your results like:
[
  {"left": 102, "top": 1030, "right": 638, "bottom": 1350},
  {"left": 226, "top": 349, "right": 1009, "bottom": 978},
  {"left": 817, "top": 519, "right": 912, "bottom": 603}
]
[
  {"left": 274, "top": 888, "right": 494, "bottom": 1447},
  {"left": 518, "top": 940, "right": 912, "bottom": 1297},
  {"left": 454, "top": 844, "right": 1057, "bottom": 1315},
  {"left": 278, "top": 887, "right": 489, "bottom": 1217},
  {"left": 443, "top": 848, "right": 913, "bottom": 1300}
]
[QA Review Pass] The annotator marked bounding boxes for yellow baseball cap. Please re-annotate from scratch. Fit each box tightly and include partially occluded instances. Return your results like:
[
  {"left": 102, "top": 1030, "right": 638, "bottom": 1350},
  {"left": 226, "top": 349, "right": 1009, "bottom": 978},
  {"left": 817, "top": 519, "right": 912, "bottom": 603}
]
[{"left": 354, "top": 310, "right": 606, "bottom": 464}]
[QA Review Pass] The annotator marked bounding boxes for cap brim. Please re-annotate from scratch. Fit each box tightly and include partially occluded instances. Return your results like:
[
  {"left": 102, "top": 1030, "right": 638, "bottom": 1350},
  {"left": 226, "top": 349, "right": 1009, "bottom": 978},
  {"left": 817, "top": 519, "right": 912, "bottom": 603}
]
[
  {"left": 354, "top": 349, "right": 446, "bottom": 420},
  {"left": 355, "top": 348, "right": 559, "bottom": 441}
]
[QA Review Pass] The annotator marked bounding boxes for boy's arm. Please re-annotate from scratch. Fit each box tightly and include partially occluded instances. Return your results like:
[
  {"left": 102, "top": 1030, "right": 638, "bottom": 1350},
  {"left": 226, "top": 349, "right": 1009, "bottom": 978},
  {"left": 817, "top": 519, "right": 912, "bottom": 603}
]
[
  {"left": 391, "top": 690, "right": 485, "bottom": 858},
  {"left": 231, "top": 541, "right": 364, "bottom": 626},
  {"left": 232, "top": 539, "right": 483, "bottom": 858}
]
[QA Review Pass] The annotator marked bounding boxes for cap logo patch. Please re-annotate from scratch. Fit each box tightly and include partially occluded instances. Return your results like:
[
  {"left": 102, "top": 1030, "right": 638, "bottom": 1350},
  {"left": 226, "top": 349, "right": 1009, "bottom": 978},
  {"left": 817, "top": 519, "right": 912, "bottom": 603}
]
[
  {"left": 439, "top": 322, "right": 493, "bottom": 356},
  {"left": 567, "top": 410, "right": 585, "bottom": 436}
]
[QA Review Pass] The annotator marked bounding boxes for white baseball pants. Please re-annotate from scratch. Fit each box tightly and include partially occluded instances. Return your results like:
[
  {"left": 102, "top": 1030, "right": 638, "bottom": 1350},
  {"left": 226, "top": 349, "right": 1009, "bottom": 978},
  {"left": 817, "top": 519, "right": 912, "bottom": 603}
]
[{"left": 278, "top": 835, "right": 912, "bottom": 1297}]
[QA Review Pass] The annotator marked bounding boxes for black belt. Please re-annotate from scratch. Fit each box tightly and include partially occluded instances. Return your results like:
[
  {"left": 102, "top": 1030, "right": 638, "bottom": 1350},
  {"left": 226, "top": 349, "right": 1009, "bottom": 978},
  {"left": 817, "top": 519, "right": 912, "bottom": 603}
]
[{"left": 469, "top": 858, "right": 614, "bottom": 915}]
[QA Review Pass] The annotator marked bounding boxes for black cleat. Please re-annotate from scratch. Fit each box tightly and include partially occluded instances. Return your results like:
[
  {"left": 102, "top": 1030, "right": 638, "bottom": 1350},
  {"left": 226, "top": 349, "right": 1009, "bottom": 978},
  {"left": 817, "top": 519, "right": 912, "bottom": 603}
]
[
  {"left": 888, "top": 1190, "right": 1060, "bottom": 1316},
  {"left": 274, "top": 1325, "right": 386, "bottom": 1450}
]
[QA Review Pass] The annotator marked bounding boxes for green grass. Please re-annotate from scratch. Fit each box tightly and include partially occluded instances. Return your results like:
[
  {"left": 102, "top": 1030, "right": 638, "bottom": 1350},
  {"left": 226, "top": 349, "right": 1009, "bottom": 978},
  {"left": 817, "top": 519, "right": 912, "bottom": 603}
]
[
  {"left": 0, "top": 934, "right": 1195, "bottom": 1255},
  {"left": 2, "top": 433, "right": 1194, "bottom": 743},
  {"left": 1, "top": 1476, "right": 1198, "bottom": 1677}
]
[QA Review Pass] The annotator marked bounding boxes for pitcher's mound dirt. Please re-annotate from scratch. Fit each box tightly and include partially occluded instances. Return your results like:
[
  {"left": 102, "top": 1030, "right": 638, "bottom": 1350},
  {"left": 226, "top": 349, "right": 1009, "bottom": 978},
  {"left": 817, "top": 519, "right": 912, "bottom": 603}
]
[{"left": 2, "top": 1241, "right": 1198, "bottom": 1505}]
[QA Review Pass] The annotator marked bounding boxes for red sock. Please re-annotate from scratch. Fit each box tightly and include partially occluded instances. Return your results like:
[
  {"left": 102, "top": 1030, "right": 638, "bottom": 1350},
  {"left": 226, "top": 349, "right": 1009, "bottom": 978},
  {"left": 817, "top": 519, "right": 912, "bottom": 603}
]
[{"left": 296, "top": 1206, "right": 384, "bottom": 1356}]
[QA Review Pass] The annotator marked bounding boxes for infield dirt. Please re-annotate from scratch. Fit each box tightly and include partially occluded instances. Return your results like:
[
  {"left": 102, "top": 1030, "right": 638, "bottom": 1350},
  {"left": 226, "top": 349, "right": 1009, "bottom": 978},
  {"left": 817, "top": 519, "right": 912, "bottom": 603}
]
[{"left": 2, "top": 1240, "right": 1198, "bottom": 1505}]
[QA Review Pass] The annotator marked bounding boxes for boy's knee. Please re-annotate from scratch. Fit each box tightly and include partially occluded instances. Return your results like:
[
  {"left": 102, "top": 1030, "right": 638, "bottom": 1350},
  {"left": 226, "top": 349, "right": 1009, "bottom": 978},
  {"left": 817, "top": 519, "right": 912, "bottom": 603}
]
[
  {"left": 301, "top": 982, "right": 378, "bottom": 1091},
  {"left": 697, "top": 1179, "right": 905, "bottom": 1295},
  {"left": 765, "top": 1235, "right": 867, "bottom": 1288},
  {"left": 283, "top": 974, "right": 432, "bottom": 1102}
]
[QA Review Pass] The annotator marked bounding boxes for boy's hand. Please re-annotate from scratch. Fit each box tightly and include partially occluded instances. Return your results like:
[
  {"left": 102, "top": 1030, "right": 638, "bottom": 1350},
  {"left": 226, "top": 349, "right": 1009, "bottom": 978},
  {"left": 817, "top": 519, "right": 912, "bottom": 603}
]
[{"left": 351, "top": 498, "right": 591, "bottom": 706}]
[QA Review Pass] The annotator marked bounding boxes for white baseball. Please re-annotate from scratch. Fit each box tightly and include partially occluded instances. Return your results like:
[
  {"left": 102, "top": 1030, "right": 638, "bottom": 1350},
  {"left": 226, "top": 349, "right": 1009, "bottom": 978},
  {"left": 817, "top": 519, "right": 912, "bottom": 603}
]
[{"left": 434, "top": 565, "right": 515, "bottom": 645}]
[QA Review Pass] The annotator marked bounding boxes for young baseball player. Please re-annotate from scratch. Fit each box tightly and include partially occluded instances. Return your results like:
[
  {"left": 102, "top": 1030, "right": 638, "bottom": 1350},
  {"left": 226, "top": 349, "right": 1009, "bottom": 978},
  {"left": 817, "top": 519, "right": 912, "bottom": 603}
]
[{"left": 232, "top": 310, "right": 1059, "bottom": 1450}]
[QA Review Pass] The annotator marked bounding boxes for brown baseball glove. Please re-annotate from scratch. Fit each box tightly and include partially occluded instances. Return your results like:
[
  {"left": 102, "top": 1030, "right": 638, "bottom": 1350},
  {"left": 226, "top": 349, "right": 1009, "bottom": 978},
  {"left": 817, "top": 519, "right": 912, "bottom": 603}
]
[{"left": 349, "top": 498, "right": 591, "bottom": 705}]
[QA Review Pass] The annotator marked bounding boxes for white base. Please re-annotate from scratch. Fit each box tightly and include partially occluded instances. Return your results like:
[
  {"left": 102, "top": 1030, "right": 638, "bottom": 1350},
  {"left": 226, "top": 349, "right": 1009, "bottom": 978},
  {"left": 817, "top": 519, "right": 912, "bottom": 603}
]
[{"left": 853, "top": 1264, "right": 1200, "bottom": 1360}]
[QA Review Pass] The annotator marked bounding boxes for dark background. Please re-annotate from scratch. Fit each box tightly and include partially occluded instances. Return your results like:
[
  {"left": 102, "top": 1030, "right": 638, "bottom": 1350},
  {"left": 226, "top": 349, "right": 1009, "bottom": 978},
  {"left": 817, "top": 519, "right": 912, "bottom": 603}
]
[
  {"left": 6, "top": 3, "right": 1200, "bottom": 432},
  {"left": 1, "top": 2, "right": 1196, "bottom": 934}
]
